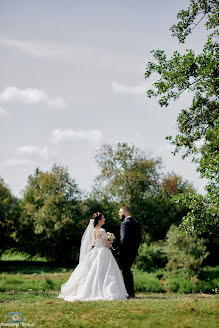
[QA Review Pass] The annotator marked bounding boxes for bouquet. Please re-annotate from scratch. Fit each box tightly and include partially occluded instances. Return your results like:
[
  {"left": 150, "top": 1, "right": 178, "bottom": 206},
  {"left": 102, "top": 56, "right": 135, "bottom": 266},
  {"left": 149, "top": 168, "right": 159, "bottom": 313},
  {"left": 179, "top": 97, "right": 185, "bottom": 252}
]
[{"left": 106, "top": 232, "right": 115, "bottom": 249}]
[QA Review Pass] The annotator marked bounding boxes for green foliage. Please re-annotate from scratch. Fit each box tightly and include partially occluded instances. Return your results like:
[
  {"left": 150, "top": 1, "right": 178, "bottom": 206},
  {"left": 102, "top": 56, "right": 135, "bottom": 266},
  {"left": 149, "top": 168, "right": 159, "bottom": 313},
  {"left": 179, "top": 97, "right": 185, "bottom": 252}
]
[
  {"left": 82, "top": 196, "right": 120, "bottom": 235},
  {"left": 173, "top": 191, "right": 219, "bottom": 239},
  {"left": 133, "top": 270, "right": 163, "bottom": 292},
  {"left": 18, "top": 165, "right": 83, "bottom": 265},
  {"left": 94, "top": 142, "right": 161, "bottom": 239},
  {"left": 135, "top": 224, "right": 210, "bottom": 278},
  {"left": 138, "top": 192, "right": 189, "bottom": 241},
  {"left": 145, "top": 0, "right": 219, "bottom": 237},
  {"left": 161, "top": 173, "right": 194, "bottom": 195},
  {"left": 135, "top": 242, "right": 167, "bottom": 272},
  {"left": 94, "top": 142, "right": 161, "bottom": 203},
  {"left": 170, "top": 0, "right": 218, "bottom": 43},
  {"left": 0, "top": 273, "right": 61, "bottom": 292},
  {"left": 164, "top": 265, "right": 219, "bottom": 293},
  {"left": 0, "top": 177, "right": 20, "bottom": 255},
  {"left": 198, "top": 266, "right": 219, "bottom": 293},
  {"left": 1, "top": 252, "right": 218, "bottom": 295},
  {"left": 0, "top": 250, "right": 47, "bottom": 262},
  {"left": 0, "top": 270, "right": 164, "bottom": 293},
  {"left": 165, "top": 273, "right": 201, "bottom": 293},
  {"left": 164, "top": 225, "right": 209, "bottom": 278},
  {"left": 94, "top": 143, "right": 192, "bottom": 241}
]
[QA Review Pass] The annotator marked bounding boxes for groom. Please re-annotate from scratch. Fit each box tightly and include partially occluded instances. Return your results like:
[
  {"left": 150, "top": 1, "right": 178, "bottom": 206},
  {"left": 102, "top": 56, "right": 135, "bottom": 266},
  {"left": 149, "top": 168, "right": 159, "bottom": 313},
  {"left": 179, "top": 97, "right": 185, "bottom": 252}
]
[{"left": 117, "top": 206, "right": 142, "bottom": 299}]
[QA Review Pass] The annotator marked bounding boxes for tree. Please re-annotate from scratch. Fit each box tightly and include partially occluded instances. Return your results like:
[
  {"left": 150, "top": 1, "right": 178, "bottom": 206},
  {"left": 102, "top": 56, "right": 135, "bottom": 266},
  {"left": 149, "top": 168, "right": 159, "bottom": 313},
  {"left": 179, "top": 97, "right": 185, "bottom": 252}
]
[
  {"left": 0, "top": 178, "right": 20, "bottom": 256},
  {"left": 164, "top": 225, "right": 208, "bottom": 278},
  {"left": 94, "top": 143, "right": 193, "bottom": 241},
  {"left": 94, "top": 142, "right": 161, "bottom": 238},
  {"left": 161, "top": 173, "right": 194, "bottom": 195},
  {"left": 144, "top": 0, "right": 219, "bottom": 237},
  {"left": 19, "top": 165, "right": 83, "bottom": 265},
  {"left": 94, "top": 142, "right": 161, "bottom": 203},
  {"left": 140, "top": 173, "right": 194, "bottom": 241}
]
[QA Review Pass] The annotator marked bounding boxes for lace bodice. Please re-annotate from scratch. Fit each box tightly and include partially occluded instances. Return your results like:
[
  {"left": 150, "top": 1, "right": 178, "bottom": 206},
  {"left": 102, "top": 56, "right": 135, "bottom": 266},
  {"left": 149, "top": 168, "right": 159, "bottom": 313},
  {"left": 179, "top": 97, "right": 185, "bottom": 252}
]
[{"left": 92, "top": 228, "right": 107, "bottom": 248}]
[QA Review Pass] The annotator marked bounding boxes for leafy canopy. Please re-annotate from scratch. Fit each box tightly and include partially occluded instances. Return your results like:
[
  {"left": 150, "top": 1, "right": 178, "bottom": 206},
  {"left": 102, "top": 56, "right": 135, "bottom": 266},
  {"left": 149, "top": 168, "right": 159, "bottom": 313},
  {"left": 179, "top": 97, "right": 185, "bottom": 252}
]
[
  {"left": 0, "top": 178, "right": 20, "bottom": 255},
  {"left": 94, "top": 142, "right": 161, "bottom": 203},
  {"left": 19, "top": 165, "right": 82, "bottom": 264},
  {"left": 144, "top": 0, "right": 219, "bottom": 237}
]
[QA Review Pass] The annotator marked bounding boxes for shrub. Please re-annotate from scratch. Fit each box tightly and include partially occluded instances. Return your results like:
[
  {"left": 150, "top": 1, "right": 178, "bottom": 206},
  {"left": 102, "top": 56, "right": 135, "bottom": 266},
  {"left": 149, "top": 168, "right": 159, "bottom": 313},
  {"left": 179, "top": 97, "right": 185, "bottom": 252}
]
[
  {"left": 164, "top": 225, "right": 209, "bottom": 278},
  {"left": 164, "top": 266, "right": 219, "bottom": 293},
  {"left": 133, "top": 270, "right": 163, "bottom": 292},
  {"left": 135, "top": 242, "right": 167, "bottom": 272},
  {"left": 198, "top": 266, "right": 219, "bottom": 293},
  {"left": 165, "top": 273, "right": 201, "bottom": 293}
]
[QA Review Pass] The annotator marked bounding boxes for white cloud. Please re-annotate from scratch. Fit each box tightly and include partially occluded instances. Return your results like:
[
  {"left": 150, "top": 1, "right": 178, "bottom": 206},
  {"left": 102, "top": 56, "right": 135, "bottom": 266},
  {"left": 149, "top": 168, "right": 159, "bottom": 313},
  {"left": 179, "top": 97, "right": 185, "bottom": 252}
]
[
  {"left": 0, "top": 158, "right": 36, "bottom": 168},
  {"left": 0, "top": 36, "right": 101, "bottom": 61},
  {"left": 0, "top": 86, "right": 67, "bottom": 108},
  {"left": 50, "top": 128, "right": 103, "bottom": 144},
  {"left": 111, "top": 76, "right": 161, "bottom": 96},
  {"left": 0, "top": 37, "right": 68, "bottom": 57},
  {"left": 0, "top": 106, "right": 8, "bottom": 117},
  {"left": 16, "top": 145, "right": 49, "bottom": 161},
  {"left": 47, "top": 97, "right": 67, "bottom": 108},
  {"left": 112, "top": 81, "right": 146, "bottom": 95}
]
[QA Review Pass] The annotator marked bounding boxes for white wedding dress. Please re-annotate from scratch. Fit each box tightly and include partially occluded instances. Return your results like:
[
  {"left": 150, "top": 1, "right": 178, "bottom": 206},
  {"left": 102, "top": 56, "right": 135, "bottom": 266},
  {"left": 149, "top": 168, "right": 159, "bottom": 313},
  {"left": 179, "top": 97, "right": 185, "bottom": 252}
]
[{"left": 58, "top": 228, "right": 128, "bottom": 301}]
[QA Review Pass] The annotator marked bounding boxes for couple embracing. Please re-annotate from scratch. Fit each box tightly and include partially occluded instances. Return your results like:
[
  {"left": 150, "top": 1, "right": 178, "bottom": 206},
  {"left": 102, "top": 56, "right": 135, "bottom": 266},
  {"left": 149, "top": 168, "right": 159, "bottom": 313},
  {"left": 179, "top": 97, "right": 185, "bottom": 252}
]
[{"left": 58, "top": 206, "right": 142, "bottom": 301}]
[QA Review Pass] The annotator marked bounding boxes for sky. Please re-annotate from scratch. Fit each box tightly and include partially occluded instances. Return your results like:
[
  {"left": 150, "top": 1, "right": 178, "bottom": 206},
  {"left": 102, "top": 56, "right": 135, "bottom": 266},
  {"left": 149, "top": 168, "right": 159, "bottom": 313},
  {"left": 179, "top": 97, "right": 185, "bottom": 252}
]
[{"left": 0, "top": 0, "right": 208, "bottom": 197}]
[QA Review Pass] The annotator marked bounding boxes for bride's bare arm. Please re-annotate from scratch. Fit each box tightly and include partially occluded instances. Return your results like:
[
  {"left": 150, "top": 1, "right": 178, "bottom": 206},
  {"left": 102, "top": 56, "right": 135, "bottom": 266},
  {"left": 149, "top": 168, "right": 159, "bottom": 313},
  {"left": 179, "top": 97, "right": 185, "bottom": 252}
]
[
  {"left": 99, "top": 233, "right": 110, "bottom": 248},
  {"left": 92, "top": 230, "right": 96, "bottom": 246}
]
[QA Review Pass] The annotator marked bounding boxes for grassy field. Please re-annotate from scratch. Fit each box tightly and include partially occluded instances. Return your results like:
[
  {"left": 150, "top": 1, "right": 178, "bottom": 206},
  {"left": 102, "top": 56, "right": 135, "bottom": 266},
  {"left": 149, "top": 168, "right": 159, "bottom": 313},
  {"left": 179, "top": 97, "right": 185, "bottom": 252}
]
[
  {"left": 0, "top": 291, "right": 218, "bottom": 328},
  {"left": 0, "top": 253, "right": 218, "bottom": 328}
]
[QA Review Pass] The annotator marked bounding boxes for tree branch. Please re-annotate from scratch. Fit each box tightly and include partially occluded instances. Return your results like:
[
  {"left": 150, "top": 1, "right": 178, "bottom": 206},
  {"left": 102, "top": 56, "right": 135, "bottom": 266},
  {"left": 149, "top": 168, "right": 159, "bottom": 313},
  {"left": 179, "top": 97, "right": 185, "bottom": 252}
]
[{"left": 191, "top": 14, "right": 206, "bottom": 31}]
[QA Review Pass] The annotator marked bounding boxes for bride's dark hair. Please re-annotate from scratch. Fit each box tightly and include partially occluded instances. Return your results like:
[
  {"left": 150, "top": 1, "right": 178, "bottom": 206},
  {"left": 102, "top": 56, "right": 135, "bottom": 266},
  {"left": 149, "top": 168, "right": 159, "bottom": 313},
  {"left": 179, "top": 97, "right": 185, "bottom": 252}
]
[{"left": 93, "top": 212, "right": 103, "bottom": 227}]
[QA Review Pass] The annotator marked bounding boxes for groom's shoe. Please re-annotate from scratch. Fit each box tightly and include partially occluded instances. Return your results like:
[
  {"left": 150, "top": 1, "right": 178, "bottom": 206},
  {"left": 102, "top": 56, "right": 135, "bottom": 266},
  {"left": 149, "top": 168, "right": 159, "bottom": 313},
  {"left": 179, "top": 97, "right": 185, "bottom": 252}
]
[{"left": 127, "top": 294, "right": 136, "bottom": 299}]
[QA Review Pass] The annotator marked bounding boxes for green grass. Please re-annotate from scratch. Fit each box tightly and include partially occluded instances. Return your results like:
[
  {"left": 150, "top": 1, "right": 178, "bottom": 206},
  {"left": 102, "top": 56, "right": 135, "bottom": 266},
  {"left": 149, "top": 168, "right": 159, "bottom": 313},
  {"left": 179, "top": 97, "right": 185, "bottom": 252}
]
[
  {"left": 0, "top": 253, "right": 218, "bottom": 327},
  {"left": 0, "top": 270, "right": 164, "bottom": 293},
  {"left": 0, "top": 253, "right": 218, "bottom": 294},
  {"left": 0, "top": 291, "right": 218, "bottom": 328},
  {"left": 0, "top": 272, "right": 66, "bottom": 292},
  {"left": 1, "top": 250, "right": 47, "bottom": 262}
]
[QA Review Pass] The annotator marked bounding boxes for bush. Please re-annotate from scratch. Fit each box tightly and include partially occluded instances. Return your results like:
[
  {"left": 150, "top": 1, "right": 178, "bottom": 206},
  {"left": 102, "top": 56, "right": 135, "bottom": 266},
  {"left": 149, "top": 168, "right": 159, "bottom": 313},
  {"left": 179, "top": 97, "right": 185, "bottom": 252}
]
[
  {"left": 165, "top": 273, "right": 201, "bottom": 293},
  {"left": 198, "top": 266, "right": 219, "bottom": 293},
  {"left": 164, "top": 225, "right": 209, "bottom": 278},
  {"left": 133, "top": 270, "right": 163, "bottom": 292},
  {"left": 164, "top": 266, "right": 219, "bottom": 293},
  {"left": 135, "top": 242, "right": 167, "bottom": 272}
]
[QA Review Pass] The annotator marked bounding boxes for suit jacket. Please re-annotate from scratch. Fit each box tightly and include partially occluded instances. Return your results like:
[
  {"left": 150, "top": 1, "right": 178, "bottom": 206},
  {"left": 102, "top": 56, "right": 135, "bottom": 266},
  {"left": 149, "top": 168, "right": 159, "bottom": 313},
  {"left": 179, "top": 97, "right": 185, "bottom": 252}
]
[{"left": 118, "top": 217, "right": 142, "bottom": 257}]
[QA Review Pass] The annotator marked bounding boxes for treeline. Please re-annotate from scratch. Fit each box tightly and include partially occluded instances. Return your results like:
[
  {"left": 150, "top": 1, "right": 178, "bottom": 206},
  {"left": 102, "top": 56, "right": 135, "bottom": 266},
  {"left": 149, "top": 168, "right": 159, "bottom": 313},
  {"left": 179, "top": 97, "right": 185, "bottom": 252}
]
[{"left": 0, "top": 143, "right": 217, "bottom": 268}]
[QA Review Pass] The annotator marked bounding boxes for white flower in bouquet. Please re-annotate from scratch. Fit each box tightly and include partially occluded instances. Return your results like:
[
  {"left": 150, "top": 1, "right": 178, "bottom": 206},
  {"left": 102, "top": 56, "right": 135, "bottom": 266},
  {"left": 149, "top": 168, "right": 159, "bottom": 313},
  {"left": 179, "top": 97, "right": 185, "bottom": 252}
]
[{"left": 106, "top": 232, "right": 115, "bottom": 249}]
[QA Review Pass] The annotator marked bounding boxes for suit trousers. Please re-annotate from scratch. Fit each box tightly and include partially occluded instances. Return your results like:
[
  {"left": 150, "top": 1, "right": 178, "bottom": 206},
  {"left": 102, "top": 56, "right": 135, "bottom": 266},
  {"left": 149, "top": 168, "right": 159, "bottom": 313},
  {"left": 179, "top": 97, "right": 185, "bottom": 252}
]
[{"left": 119, "top": 253, "right": 136, "bottom": 297}]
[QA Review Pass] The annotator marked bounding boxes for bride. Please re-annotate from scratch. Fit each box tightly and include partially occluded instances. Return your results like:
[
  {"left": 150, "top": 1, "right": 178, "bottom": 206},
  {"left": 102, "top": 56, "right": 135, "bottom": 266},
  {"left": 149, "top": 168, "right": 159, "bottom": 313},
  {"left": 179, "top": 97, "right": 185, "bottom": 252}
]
[{"left": 58, "top": 212, "right": 128, "bottom": 301}]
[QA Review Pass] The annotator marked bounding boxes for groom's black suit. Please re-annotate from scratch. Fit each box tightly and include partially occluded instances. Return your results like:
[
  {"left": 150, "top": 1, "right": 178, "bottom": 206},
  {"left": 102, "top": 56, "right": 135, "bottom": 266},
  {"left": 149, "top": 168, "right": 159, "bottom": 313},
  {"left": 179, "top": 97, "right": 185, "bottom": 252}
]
[{"left": 118, "top": 216, "right": 142, "bottom": 297}]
